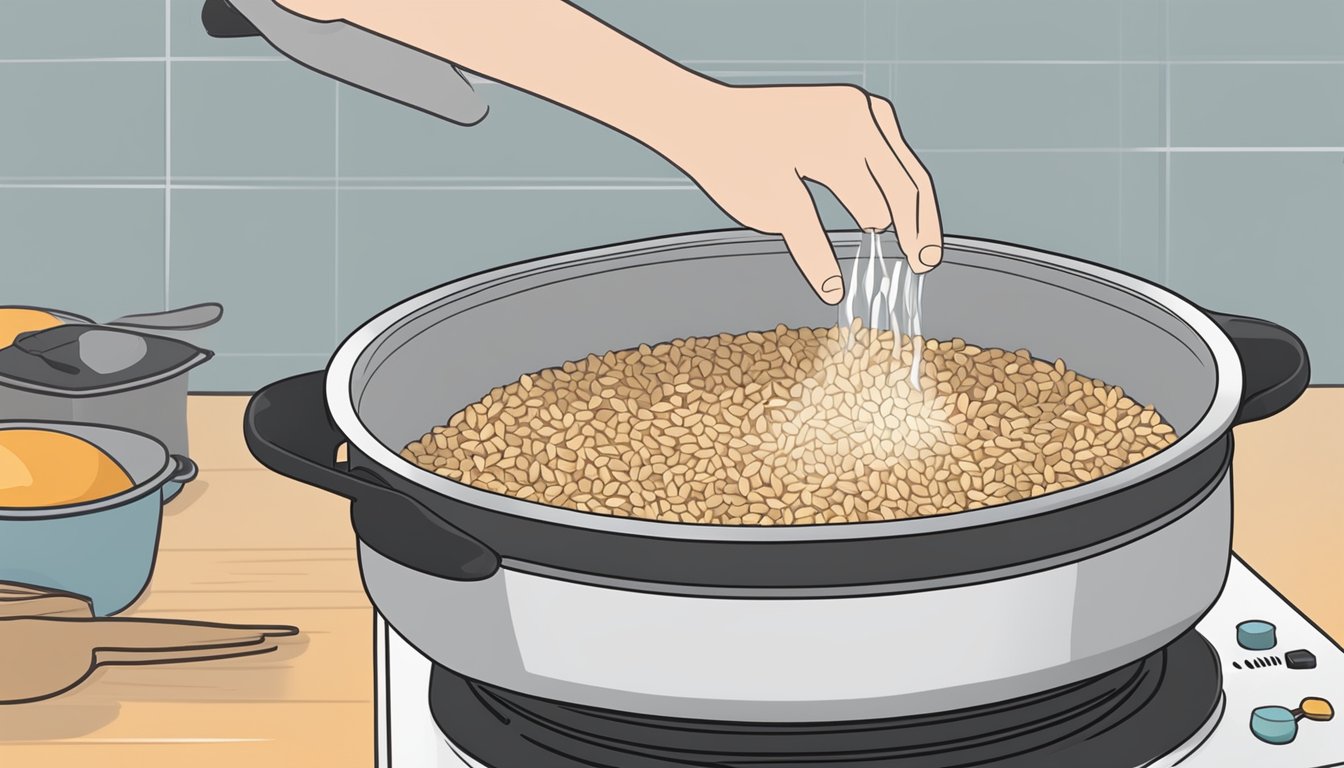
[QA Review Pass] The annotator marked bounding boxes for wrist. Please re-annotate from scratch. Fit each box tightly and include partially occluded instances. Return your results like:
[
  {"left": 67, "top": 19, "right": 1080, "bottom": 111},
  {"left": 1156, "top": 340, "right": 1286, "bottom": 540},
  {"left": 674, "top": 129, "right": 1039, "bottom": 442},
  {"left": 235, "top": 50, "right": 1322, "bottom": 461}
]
[{"left": 621, "top": 75, "right": 731, "bottom": 162}]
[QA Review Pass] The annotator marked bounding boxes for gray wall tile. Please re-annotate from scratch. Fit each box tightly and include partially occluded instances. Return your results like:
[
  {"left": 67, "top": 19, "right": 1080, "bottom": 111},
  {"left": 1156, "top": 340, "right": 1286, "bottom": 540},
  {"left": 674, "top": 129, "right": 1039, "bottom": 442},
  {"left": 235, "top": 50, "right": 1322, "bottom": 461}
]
[
  {"left": 172, "top": 61, "right": 335, "bottom": 179},
  {"left": 1119, "top": 153, "right": 1165, "bottom": 281},
  {"left": 0, "top": 189, "right": 165, "bottom": 319},
  {"left": 335, "top": 188, "right": 734, "bottom": 334},
  {"left": 0, "top": 0, "right": 164, "bottom": 60},
  {"left": 3, "top": 0, "right": 1344, "bottom": 386},
  {"left": 896, "top": 0, "right": 1127, "bottom": 61},
  {"left": 1120, "top": 0, "right": 1165, "bottom": 61},
  {"left": 895, "top": 64, "right": 1120, "bottom": 149},
  {"left": 1168, "top": 154, "right": 1343, "bottom": 382},
  {"left": 170, "top": 0, "right": 275, "bottom": 58},
  {"left": 805, "top": 182, "right": 863, "bottom": 231},
  {"left": 1169, "top": 0, "right": 1344, "bottom": 61},
  {"left": 864, "top": 1, "right": 899, "bottom": 62},
  {"left": 189, "top": 354, "right": 328, "bottom": 392},
  {"left": 1171, "top": 64, "right": 1344, "bottom": 147},
  {"left": 0, "top": 63, "right": 164, "bottom": 179},
  {"left": 169, "top": 189, "right": 336, "bottom": 354},
  {"left": 573, "top": 0, "right": 866, "bottom": 62},
  {"left": 1121, "top": 63, "right": 1164, "bottom": 147},
  {"left": 922, "top": 151, "right": 1123, "bottom": 267},
  {"left": 863, "top": 62, "right": 896, "bottom": 99},
  {"left": 335, "top": 180, "right": 859, "bottom": 336}
]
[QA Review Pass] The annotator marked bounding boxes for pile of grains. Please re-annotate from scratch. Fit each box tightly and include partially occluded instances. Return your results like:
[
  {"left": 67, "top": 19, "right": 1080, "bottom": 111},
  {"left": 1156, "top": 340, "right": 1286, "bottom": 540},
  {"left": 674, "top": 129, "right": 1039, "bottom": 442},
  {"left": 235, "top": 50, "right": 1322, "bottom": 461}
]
[{"left": 401, "top": 326, "right": 1178, "bottom": 525}]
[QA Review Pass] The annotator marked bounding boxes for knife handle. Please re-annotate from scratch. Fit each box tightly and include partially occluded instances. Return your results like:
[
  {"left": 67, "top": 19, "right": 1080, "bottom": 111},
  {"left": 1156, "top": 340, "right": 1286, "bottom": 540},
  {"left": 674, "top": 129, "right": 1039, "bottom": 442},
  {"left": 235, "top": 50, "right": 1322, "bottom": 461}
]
[{"left": 202, "top": 0, "right": 260, "bottom": 38}]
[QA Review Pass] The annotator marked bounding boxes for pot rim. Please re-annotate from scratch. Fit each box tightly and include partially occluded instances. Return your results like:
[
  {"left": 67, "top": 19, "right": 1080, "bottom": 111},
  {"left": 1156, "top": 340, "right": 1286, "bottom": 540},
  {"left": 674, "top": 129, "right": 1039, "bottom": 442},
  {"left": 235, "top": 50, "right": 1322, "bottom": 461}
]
[
  {"left": 0, "top": 420, "right": 177, "bottom": 520},
  {"left": 326, "top": 229, "right": 1243, "bottom": 542}
]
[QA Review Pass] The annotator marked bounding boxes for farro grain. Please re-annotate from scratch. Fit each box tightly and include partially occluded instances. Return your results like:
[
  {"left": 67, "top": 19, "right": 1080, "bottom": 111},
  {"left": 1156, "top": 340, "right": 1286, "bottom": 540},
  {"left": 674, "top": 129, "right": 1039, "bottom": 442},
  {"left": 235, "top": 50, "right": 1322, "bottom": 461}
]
[{"left": 406, "top": 327, "right": 1178, "bottom": 524}]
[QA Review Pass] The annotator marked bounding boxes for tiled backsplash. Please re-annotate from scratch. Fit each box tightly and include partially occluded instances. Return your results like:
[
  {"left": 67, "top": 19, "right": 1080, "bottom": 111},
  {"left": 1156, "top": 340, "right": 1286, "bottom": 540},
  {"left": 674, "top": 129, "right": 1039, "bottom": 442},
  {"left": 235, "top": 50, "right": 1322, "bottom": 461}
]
[{"left": 1, "top": 0, "right": 1341, "bottom": 389}]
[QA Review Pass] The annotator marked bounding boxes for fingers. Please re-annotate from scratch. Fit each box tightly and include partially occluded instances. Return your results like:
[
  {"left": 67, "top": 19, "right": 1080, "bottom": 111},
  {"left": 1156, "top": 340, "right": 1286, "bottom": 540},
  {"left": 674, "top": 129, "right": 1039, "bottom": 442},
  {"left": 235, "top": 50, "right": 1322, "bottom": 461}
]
[
  {"left": 96, "top": 643, "right": 280, "bottom": 668},
  {"left": 79, "top": 617, "right": 298, "bottom": 653},
  {"left": 820, "top": 168, "right": 893, "bottom": 233},
  {"left": 777, "top": 183, "right": 845, "bottom": 304},
  {"left": 866, "top": 96, "right": 944, "bottom": 273}
]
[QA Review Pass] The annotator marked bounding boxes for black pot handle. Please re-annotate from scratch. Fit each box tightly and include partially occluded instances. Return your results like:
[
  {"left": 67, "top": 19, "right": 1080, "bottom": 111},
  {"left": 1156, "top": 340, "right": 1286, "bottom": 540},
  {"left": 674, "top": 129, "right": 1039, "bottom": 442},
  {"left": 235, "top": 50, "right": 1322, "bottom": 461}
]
[
  {"left": 1207, "top": 311, "right": 1310, "bottom": 425},
  {"left": 243, "top": 371, "right": 500, "bottom": 581}
]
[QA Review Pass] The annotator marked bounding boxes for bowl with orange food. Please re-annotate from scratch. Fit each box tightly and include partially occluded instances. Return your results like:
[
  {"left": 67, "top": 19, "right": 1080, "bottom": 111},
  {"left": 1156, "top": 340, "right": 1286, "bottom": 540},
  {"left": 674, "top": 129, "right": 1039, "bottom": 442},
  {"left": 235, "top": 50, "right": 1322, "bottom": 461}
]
[{"left": 0, "top": 422, "right": 196, "bottom": 615}]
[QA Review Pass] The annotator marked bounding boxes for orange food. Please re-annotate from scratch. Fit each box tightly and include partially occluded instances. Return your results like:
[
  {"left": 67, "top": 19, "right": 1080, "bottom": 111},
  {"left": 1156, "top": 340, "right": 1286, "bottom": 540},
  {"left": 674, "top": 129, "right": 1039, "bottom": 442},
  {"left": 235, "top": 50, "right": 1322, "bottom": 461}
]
[
  {"left": 0, "top": 308, "right": 63, "bottom": 349},
  {"left": 0, "top": 429, "right": 135, "bottom": 508}
]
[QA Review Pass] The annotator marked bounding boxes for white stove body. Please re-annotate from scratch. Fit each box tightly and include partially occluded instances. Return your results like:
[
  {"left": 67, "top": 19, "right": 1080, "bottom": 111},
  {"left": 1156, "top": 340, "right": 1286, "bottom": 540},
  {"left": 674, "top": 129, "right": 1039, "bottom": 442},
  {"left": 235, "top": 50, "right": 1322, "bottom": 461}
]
[{"left": 375, "top": 558, "right": 1344, "bottom": 768}]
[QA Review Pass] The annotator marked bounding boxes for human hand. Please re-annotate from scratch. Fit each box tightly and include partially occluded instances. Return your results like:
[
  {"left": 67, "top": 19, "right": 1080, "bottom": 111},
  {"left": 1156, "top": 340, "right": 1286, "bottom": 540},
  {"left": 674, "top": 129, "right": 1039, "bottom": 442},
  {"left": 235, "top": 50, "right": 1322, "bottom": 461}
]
[
  {"left": 651, "top": 84, "right": 943, "bottom": 304},
  {"left": 269, "top": 2, "right": 942, "bottom": 305}
]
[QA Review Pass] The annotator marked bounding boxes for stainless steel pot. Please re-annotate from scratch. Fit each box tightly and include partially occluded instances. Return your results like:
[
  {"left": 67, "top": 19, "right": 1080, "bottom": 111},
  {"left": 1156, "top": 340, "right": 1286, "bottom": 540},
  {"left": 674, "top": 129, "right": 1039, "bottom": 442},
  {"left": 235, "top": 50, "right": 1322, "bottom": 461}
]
[{"left": 245, "top": 230, "right": 1309, "bottom": 722}]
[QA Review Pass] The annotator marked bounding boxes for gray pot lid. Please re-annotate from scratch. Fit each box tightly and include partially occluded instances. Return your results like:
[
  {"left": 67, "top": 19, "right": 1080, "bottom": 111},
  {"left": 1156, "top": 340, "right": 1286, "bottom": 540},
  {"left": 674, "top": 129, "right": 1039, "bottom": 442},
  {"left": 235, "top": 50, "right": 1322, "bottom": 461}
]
[{"left": 0, "top": 325, "right": 212, "bottom": 396}]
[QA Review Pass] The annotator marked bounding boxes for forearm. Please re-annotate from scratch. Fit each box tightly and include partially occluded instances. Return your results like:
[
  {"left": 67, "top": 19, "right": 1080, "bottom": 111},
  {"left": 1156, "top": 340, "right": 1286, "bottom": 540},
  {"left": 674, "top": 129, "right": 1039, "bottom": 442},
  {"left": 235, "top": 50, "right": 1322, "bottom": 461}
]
[{"left": 341, "top": 0, "right": 724, "bottom": 154}]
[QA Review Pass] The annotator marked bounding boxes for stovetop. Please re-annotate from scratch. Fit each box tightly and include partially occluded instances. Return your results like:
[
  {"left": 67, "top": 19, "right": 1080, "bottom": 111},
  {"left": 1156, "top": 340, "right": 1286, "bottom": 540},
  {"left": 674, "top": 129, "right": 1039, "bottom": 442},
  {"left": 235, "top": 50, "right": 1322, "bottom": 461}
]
[{"left": 375, "top": 556, "right": 1343, "bottom": 768}]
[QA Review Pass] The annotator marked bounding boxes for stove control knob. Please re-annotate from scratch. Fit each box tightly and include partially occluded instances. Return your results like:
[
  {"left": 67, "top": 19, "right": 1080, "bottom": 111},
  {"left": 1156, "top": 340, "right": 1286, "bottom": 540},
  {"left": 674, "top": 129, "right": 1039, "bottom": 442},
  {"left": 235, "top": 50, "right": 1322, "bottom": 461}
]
[
  {"left": 1250, "top": 698, "right": 1334, "bottom": 745},
  {"left": 1238, "top": 620, "right": 1277, "bottom": 650},
  {"left": 1301, "top": 698, "right": 1334, "bottom": 721},
  {"left": 1285, "top": 649, "right": 1317, "bottom": 669}
]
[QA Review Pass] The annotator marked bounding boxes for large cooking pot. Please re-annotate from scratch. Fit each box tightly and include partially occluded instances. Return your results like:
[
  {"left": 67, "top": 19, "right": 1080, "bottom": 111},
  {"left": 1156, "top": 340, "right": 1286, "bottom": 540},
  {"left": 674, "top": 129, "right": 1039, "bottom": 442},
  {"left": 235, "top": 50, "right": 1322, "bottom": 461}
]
[{"left": 245, "top": 230, "right": 1308, "bottom": 722}]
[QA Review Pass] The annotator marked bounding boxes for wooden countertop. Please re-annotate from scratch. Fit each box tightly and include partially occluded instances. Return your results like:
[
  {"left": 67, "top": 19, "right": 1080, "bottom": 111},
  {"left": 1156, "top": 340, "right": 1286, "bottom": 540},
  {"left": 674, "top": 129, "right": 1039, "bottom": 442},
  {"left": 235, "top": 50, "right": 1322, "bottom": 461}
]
[{"left": 1, "top": 391, "right": 1340, "bottom": 766}]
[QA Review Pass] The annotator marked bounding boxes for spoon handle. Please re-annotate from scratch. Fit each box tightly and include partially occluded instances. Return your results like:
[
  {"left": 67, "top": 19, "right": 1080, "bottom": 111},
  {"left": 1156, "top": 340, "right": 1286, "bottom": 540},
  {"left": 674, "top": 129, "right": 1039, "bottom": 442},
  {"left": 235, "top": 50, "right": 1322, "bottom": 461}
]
[
  {"left": 65, "top": 616, "right": 298, "bottom": 652},
  {"left": 96, "top": 641, "right": 280, "bottom": 668}
]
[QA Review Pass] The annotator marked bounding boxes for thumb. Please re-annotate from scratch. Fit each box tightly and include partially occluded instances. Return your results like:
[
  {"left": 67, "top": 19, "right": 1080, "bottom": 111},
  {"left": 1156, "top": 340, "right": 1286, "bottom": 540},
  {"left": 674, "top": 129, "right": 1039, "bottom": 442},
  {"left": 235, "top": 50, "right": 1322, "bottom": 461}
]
[{"left": 776, "top": 192, "right": 844, "bottom": 305}]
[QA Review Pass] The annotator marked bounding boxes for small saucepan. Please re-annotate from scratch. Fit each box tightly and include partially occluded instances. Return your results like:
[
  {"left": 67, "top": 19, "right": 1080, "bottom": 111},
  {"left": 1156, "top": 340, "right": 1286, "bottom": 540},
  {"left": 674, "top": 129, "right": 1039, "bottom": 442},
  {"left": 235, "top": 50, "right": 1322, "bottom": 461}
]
[{"left": 0, "top": 421, "right": 197, "bottom": 616}]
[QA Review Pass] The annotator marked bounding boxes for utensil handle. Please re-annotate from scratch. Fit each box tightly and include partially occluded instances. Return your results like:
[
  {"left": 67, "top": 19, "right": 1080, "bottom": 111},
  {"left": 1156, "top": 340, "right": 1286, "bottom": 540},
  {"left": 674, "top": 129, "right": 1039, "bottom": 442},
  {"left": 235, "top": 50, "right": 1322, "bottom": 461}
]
[
  {"left": 244, "top": 371, "right": 500, "bottom": 581},
  {"left": 170, "top": 456, "right": 199, "bottom": 485},
  {"left": 1208, "top": 311, "right": 1310, "bottom": 425},
  {"left": 202, "top": 0, "right": 260, "bottom": 37},
  {"left": 108, "top": 303, "right": 224, "bottom": 331}
]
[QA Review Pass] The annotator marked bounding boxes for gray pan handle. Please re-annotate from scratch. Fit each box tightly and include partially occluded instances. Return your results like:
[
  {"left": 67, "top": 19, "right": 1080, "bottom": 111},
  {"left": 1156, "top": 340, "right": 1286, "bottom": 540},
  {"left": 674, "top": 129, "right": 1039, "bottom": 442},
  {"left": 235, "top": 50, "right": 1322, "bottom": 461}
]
[
  {"left": 204, "top": 0, "right": 489, "bottom": 126},
  {"left": 107, "top": 303, "right": 224, "bottom": 331}
]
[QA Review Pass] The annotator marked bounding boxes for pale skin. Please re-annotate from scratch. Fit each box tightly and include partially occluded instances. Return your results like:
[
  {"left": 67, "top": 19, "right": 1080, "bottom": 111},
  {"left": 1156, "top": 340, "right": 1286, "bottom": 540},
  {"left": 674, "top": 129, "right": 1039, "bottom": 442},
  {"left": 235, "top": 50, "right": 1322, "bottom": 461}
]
[{"left": 273, "top": 0, "right": 944, "bottom": 305}]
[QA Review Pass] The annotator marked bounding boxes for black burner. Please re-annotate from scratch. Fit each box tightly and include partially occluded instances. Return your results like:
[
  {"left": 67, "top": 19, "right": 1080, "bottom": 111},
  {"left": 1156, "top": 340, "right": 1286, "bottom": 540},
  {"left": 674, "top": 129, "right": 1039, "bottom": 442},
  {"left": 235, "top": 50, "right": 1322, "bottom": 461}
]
[{"left": 430, "top": 630, "right": 1221, "bottom": 768}]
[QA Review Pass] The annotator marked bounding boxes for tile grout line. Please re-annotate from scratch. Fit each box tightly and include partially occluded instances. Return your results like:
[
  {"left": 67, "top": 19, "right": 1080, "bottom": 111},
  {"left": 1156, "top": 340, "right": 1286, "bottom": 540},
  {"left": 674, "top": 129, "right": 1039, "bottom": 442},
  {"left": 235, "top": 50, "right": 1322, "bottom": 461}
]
[
  {"left": 164, "top": 0, "right": 173, "bottom": 311},
  {"left": 861, "top": 0, "right": 867, "bottom": 89},
  {"left": 334, "top": 82, "right": 341, "bottom": 348},
  {"left": 215, "top": 353, "right": 332, "bottom": 357},
  {"left": 0, "top": 183, "right": 706, "bottom": 191},
  {"left": 1163, "top": 0, "right": 1172, "bottom": 285},
  {"left": 1116, "top": 12, "right": 1124, "bottom": 272},
  {"left": 890, "top": 0, "right": 898, "bottom": 101},
  {"left": 9, "top": 57, "right": 1344, "bottom": 65}
]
